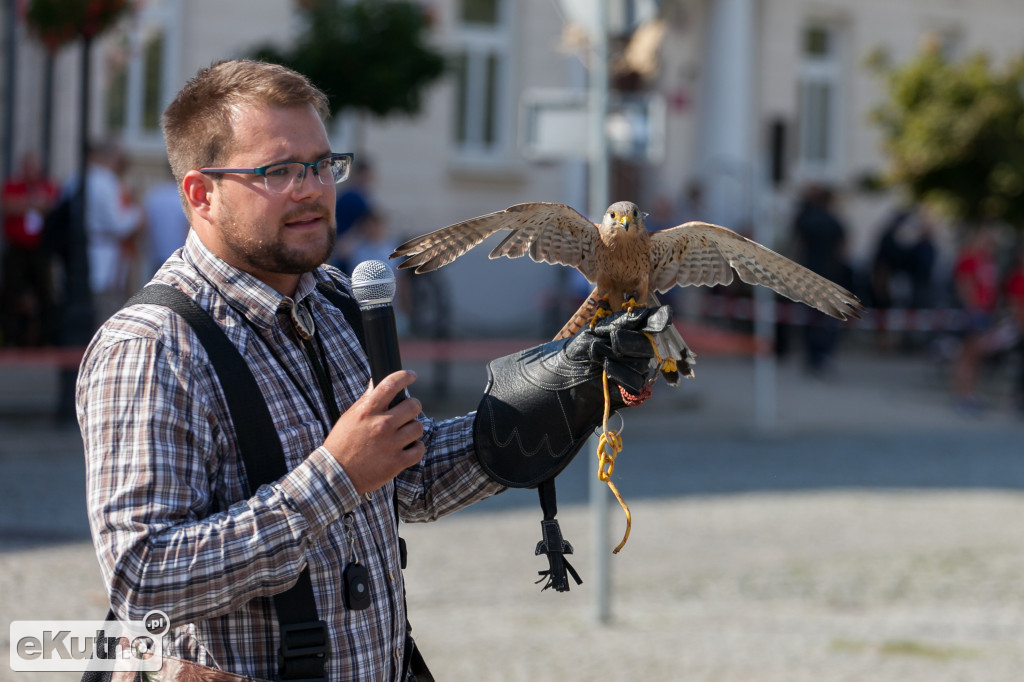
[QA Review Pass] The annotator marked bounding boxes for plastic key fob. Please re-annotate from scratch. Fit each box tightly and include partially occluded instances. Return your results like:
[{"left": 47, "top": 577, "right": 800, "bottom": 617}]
[{"left": 343, "top": 562, "right": 372, "bottom": 611}]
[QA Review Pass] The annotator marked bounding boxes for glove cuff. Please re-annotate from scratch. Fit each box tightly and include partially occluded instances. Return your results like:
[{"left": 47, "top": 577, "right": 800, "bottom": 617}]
[
  {"left": 473, "top": 306, "right": 670, "bottom": 488},
  {"left": 474, "top": 341, "right": 606, "bottom": 488}
]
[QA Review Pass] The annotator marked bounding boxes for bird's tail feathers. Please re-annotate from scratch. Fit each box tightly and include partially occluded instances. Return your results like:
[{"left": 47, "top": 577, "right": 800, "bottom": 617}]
[
  {"left": 652, "top": 320, "right": 696, "bottom": 385},
  {"left": 554, "top": 289, "right": 601, "bottom": 340}
]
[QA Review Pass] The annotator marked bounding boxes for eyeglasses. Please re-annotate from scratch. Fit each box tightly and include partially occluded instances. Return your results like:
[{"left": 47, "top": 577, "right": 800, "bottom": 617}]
[{"left": 199, "top": 152, "right": 354, "bottom": 194}]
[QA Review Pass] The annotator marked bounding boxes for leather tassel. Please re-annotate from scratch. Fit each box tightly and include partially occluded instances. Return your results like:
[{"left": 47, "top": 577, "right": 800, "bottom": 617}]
[{"left": 534, "top": 519, "right": 583, "bottom": 592}]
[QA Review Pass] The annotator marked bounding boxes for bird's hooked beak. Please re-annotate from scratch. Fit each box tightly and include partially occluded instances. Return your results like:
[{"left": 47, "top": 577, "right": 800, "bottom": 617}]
[{"left": 618, "top": 215, "right": 631, "bottom": 231}]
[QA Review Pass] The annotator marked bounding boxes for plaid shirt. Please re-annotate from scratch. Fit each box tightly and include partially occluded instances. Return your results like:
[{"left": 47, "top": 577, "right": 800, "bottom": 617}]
[{"left": 77, "top": 231, "right": 503, "bottom": 681}]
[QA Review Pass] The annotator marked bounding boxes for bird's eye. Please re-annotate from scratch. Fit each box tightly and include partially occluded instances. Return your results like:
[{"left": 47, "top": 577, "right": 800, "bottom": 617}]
[
  {"left": 632, "top": 209, "right": 638, "bottom": 217},
  {"left": 610, "top": 212, "right": 617, "bottom": 219}
]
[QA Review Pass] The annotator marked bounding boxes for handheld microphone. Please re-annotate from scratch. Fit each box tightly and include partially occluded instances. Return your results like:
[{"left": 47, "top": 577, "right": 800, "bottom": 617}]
[{"left": 350, "top": 259, "right": 406, "bottom": 407}]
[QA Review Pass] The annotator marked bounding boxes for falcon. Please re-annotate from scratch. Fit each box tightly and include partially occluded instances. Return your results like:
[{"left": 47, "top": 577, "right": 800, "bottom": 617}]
[{"left": 391, "top": 200, "right": 864, "bottom": 383}]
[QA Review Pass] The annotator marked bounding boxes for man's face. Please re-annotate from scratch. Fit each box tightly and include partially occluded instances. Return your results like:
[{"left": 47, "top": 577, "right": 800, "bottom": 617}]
[{"left": 205, "top": 104, "right": 337, "bottom": 293}]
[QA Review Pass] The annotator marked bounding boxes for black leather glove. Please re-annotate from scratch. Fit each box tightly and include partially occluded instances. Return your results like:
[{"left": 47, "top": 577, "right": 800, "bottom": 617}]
[{"left": 474, "top": 304, "right": 672, "bottom": 488}]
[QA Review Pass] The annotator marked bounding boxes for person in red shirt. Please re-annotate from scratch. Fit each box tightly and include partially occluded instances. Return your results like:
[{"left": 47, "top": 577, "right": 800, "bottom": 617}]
[
  {"left": 1, "top": 151, "right": 59, "bottom": 346},
  {"left": 1005, "top": 248, "right": 1024, "bottom": 413},
  {"left": 951, "top": 225, "right": 1000, "bottom": 414}
]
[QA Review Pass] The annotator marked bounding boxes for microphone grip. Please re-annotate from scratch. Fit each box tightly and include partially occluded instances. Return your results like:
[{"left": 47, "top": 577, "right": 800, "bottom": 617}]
[{"left": 360, "top": 304, "right": 406, "bottom": 408}]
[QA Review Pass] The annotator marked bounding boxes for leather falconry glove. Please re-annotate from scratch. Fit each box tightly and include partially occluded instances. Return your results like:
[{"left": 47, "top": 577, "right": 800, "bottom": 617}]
[{"left": 474, "top": 304, "right": 674, "bottom": 591}]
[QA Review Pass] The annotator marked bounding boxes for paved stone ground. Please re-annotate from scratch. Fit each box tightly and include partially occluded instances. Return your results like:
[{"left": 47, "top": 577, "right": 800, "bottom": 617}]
[
  {"left": 2, "top": 344, "right": 1023, "bottom": 681},
  {"left": 401, "top": 491, "right": 1024, "bottom": 681}
]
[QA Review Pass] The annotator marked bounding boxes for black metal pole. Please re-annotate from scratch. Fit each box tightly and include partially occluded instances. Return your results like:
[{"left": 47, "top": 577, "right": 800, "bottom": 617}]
[
  {"left": 41, "top": 52, "right": 54, "bottom": 177},
  {"left": 2, "top": 0, "right": 19, "bottom": 179},
  {"left": 55, "top": 34, "right": 95, "bottom": 424}
]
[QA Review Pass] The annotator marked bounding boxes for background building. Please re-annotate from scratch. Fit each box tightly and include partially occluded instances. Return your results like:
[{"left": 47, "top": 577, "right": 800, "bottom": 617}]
[{"left": 3, "top": 0, "right": 1024, "bottom": 336}]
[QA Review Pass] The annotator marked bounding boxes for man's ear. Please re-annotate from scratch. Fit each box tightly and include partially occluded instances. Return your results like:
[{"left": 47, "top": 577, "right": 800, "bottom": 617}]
[{"left": 182, "top": 170, "right": 213, "bottom": 220}]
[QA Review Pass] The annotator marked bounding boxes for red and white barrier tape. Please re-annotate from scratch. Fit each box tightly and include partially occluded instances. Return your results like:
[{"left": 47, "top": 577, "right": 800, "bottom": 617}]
[{"left": 698, "top": 295, "right": 971, "bottom": 332}]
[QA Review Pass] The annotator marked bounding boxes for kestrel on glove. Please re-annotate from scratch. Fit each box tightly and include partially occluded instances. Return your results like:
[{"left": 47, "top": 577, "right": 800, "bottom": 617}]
[{"left": 391, "top": 201, "right": 865, "bottom": 382}]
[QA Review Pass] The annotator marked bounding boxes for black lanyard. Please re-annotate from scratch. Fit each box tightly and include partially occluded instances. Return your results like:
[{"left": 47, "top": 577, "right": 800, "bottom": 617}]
[{"left": 299, "top": 331, "right": 341, "bottom": 424}]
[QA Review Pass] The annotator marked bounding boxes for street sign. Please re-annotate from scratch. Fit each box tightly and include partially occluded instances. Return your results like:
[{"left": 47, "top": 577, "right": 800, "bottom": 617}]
[
  {"left": 519, "top": 89, "right": 589, "bottom": 161},
  {"left": 519, "top": 88, "right": 666, "bottom": 162}
]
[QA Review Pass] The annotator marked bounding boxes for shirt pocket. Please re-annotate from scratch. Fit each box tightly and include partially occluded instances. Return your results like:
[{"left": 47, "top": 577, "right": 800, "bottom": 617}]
[{"left": 277, "top": 418, "right": 328, "bottom": 470}]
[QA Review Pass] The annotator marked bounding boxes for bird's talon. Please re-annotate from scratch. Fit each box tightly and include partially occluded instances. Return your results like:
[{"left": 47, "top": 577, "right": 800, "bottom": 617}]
[
  {"left": 590, "top": 306, "right": 612, "bottom": 328},
  {"left": 624, "top": 296, "right": 644, "bottom": 311},
  {"left": 589, "top": 296, "right": 614, "bottom": 329}
]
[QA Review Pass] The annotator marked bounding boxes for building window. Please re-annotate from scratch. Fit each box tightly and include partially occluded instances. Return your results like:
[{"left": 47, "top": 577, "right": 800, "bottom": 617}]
[
  {"left": 104, "top": 33, "right": 129, "bottom": 131},
  {"left": 142, "top": 29, "right": 166, "bottom": 132},
  {"left": 796, "top": 23, "right": 843, "bottom": 180},
  {"left": 453, "top": 0, "right": 510, "bottom": 159},
  {"left": 462, "top": 0, "right": 499, "bottom": 24},
  {"left": 102, "top": 0, "right": 179, "bottom": 147}
]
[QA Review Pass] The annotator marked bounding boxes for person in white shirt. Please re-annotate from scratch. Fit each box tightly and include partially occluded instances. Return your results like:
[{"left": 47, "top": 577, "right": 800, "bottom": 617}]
[{"left": 79, "top": 140, "right": 143, "bottom": 321}]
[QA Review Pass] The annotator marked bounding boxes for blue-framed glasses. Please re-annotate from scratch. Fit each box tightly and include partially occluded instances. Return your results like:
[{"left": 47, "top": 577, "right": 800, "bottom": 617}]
[{"left": 200, "top": 152, "right": 354, "bottom": 194}]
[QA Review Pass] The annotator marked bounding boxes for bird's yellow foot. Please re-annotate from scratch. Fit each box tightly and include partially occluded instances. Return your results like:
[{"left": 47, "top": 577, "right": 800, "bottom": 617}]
[
  {"left": 589, "top": 296, "right": 614, "bottom": 329},
  {"left": 642, "top": 331, "right": 680, "bottom": 384},
  {"left": 624, "top": 296, "right": 645, "bottom": 312},
  {"left": 659, "top": 357, "right": 679, "bottom": 384}
]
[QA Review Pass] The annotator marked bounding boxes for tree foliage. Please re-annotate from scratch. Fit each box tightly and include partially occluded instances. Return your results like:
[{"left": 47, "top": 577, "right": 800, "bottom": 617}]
[
  {"left": 870, "top": 46, "right": 1024, "bottom": 228},
  {"left": 250, "top": 0, "right": 447, "bottom": 119}
]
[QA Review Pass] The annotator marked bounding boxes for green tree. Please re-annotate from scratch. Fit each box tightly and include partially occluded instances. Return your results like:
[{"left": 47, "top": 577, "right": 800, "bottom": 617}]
[
  {"left": 251, "top": 0, "right": 446, "bottom": 118},
  {"left": 870, "top": 46, "right": 1024, "bottom": 229}
]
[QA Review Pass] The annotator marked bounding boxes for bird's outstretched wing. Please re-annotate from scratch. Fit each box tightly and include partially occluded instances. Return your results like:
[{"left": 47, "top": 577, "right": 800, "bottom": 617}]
[
  {"left": 392, "top": 202, "right": 602, "bottom": 279},
  {"left": 649, "top": 221, "right": 865, "bottom": 320}
]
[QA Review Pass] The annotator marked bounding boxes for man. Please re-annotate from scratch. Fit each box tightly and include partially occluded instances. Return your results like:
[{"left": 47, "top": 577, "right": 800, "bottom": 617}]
[
  {"left": 77, "top": 59, "right": 664, "bottom": 681},
  {"left": 1006, "top": 247, "right": 1024, "bottom": 413},
  {"left": 0, "top": 150, "right": 58, "bottom": 345},
  {"left": 791, "top": 184, "right": 851, "bottom": 375},
  {"left": 78, "top": 139, "right": 143, "bottom": 321},
  {"left": 951, "top": 224, "right": 999, "bottom": 415}
]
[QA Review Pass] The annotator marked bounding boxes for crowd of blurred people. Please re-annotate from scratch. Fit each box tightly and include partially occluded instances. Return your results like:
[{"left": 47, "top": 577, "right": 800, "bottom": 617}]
[
  {"left": 0, "top": 151, "right": 58, "bottom": 346},
  {"left": 2, "top": 153, "right": 1024, "bottom": 415},
  {"left": 0, "top": 148, "right": 424, "bottom": 353},
  {"left": 655, "top": 179, "right": 1024, "bottom": 416},
  {"left": 0, "top": 142, "right": 188, "bottom": 348},
  {"left": 328, "top": 157, "right": 417, "bottom": 332}
]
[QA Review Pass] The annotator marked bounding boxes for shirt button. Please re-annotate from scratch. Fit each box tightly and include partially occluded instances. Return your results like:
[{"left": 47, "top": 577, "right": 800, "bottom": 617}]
[
  {"left": 364, "top": 492, "right": 372, "bottom": 502},
  {"left": 388, "top": 571, "right": 395, "bottom": 583},
  {"left": 395, "top": 647, "right": 402, "bottom": 660}
]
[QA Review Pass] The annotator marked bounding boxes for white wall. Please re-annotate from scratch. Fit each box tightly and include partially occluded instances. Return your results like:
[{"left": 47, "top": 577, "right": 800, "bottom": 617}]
[{"left": 358, "top": 0, "right": 581, "bottom": 337}]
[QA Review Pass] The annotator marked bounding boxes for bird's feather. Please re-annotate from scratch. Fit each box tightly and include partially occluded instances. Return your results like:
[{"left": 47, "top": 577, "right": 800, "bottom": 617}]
[
  {"left": 391, "top": 202, "right": 600, "bottom": 279},
  {"left": 649, "top": 221, "right": 864, "bottom": 320}
]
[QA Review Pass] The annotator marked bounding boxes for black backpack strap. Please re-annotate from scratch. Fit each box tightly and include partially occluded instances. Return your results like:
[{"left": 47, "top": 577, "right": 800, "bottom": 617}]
[
  {"left": 123, "top": 284, "right": 327, "bottom": 682},
  {"left": 126, "top": 285, "right": 288, "bottom": 486}
]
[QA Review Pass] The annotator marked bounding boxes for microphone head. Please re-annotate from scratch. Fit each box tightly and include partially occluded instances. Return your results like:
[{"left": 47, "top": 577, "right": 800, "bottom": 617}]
[{"left": 350, "top": 260, "right": 397, "bottom": 309}]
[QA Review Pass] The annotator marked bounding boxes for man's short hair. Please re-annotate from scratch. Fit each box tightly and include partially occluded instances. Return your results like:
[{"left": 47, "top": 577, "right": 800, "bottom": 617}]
[{"left": 161, "top": 59, "right": 330, "bottom": 193}]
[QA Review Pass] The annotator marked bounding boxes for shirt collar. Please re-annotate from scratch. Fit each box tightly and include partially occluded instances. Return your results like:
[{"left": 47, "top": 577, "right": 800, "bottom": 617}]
[{"left": 182, "top": 230, "right": 323, "bottom": 329}]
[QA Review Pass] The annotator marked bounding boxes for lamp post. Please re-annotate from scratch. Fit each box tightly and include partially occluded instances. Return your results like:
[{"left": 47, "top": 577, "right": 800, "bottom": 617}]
[
  {"left": 24, "top": 0, "right": 132, "bottom": 420},
  {"left": 585, "top": 0, "right": 612, "bottom": 626},
  {"left": 55, "top": 33, "right": 95, "bottom": 422}
]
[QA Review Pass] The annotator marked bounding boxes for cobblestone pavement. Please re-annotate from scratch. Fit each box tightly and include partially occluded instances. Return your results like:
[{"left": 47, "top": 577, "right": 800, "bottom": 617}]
[{"left": 2, "top": 346, "right": 1023, "bottom": 681}]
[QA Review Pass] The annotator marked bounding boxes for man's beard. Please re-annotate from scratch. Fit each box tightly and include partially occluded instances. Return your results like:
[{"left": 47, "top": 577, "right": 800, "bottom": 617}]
[{"left": 221, "top": 208, "right": 336, "bottom": 276}]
